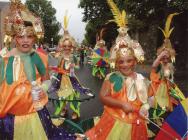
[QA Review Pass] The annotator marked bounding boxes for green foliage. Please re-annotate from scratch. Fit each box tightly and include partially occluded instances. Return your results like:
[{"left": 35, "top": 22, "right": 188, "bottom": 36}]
[
  {"left": 25, "top": 0, "right": 61, "bottom": 45},
  {"left": 79, "top": 0, "right": 188, "bottom": 67},
  {"left": 79, "top": 0, "right": 116, "bottom": 46},
  {"left": 79, "top": 0, "right": 188, "bottom": 40}
]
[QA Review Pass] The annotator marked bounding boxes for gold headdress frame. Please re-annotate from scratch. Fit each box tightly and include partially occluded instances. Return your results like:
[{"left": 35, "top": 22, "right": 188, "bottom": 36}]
[
  {"left": 110, "top": 39, "right": 145, "bottom": 65},
  {"left": 4, "top": 0, "right": 44, "bottom": 45},
  {"left": 157, "top": 13, "right": 179, "bottom": 63}
]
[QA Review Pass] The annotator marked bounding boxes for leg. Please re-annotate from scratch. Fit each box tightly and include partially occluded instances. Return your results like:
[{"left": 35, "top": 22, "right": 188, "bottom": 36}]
[
  {"left": 54, "top": 100, "right": 67, "bottom": 116},
  {"left": 69, "top": 92, "right": 81, "bottom": 120}
]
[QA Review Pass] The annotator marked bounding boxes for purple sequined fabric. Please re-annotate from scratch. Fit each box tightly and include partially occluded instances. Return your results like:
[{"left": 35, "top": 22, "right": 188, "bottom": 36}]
[
  {"left": 48, "top": 73, "right": 94, "bottom": 98},
  {"left": 69, "top": 76, "right": 93, "bottom": 95},
  {"left": 0, "top": 107, "right": 76, "bottom": 140},
  {"left": 38, "top": 107, "right": 76, "bottom": 140},
  {"left": 48, "top": 73, "right": 62, "bottom": 94},
  {"left": 0, "top": 114, "right": 14, "bottom": 140}
]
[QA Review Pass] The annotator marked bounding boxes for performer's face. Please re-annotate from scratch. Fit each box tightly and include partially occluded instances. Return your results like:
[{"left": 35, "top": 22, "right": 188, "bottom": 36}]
[
  {"left": 15, "top": 34, "right": 35, "bottom": 53},
  {"left": 116, "top": 54, "right": 137, "bottom": 76},
  {"left": 62, "top": 40, "right": 73, "bottom": 54},
  {"left": 161, "top": 52, "right": 171, "bottom": 64}
]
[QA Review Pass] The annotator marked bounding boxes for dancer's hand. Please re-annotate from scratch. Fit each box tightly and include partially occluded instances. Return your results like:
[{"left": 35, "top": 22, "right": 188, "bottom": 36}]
[
  {"left": 70, "top": 63, "right": 75, "bottom": 68},
  {"left": 148, "top": 96, "right": 155, "bottom": 108},
  {"left": 139, "top": 106, "right": 149, "bottom": 119},
  {"left": 121, "top": 103, "right": 133, "bottom": 114},
  {"left": 152, "top": 50, "right": 169, "bottom": 68},
  {"left": 39, "top": 91, "right": 46, "bottom": 100},
  {"left": 158, "top": 50, "right": 169, "bottom": 60},
  {"left": 75, "top": 133, "right": 86, "bottom": 140}
]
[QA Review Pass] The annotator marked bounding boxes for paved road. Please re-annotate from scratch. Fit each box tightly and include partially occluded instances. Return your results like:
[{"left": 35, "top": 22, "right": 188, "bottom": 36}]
[{"left": 76, "top": 64, "right": 104, "bottom": 119}]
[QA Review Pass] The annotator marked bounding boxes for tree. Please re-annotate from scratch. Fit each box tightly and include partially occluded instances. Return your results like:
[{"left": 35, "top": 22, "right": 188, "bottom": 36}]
[
  {"left": 79, "top": 0, "right": 188, "bottom": 68},
  {"left": 25, "top": 0, "right": 61, "bottom": 45},
  {"left": 79, "top": 0, "right": 114, "bottom": 47}
]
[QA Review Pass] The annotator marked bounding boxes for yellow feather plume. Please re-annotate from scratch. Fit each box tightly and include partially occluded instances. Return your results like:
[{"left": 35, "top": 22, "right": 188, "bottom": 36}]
[
  {"left": 63, "top": 10, "right": 70, "bottom": 30},
  {"left": 107, "top": 0, "right": 128, "bottom": 27},
  {"left": 160, "top": 13, "right": 179, "bottom": 38},
  {"left": 121, "top": 10, "right": 127, "bottom": 26}
]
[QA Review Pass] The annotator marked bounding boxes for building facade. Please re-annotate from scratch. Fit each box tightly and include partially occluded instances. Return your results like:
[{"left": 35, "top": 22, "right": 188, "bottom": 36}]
[{"left": 0, "top": 1, "right": 9, "bottom": 49}]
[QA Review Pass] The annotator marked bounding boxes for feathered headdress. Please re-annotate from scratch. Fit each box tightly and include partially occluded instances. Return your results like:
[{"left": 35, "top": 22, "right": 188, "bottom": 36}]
[
  {"left": 107, "top": 0, "right": 144, "bottom": 66},
  {"left": 4, "top": 0, "right": 44, "bottom": 49},
  {"left": 107, "top": 0, "right": 128, "bottom": 28},
  {"left": 158, "top": 13, "right": 179, "bottom": 63},
  {"left": 63, "top": 10, "right": 70, "bottom": 34},
  {"left": 59, "top": 11, "right": 76, "bottom": 48},
  {"left": 159, "top": 13, "right": 179, "bottom": 39},
  {"left": 110, "top": 38, "right": 145, "bottom": 65}
]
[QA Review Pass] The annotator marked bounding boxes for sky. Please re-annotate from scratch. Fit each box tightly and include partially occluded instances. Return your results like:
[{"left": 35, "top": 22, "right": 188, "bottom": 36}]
[{"left": 0, "top": 0, "right": 86, "bottom": 43}]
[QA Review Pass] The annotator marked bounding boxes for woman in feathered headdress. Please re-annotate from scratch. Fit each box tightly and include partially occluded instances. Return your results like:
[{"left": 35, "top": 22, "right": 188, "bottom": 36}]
[
  {"left": 85, "top": 1, "right": 151, "bottom": 140},
  {"left": 91, "top": 28, "right": 110, "bottom": 79},
  {"left": 148, "top": 13, "right": 185, "bottom": 127},
  {"left": 48, "top": 11, "right": 94, "bottom": 121}
]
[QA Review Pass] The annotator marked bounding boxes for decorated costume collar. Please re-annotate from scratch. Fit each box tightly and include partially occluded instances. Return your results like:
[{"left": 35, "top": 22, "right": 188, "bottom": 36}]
[
  {"left": 6, "top": 50, "right": 46, "bottom": 84},
  {"left": 109, "top": 71, "right": 148, "bottom": 103}
]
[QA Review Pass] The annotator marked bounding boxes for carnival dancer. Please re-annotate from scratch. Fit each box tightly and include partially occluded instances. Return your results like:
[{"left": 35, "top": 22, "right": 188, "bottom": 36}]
[
  {"left": 85, "top": 0, "right": 150, "bottom": 139},
  {"left": 91, "top": 29, "right": 110, "bottom": 79},
  {"left": 48, "top": 12, "right": 94, "bottom": 121},
  {"left": 0, "top": 1, "right": 81, "bottom": 139},
  {"left": 148, "top": 13, "right": 185, "bottom": 127}
]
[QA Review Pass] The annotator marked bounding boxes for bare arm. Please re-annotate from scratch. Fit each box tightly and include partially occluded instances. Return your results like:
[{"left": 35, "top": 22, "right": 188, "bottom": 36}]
[
  {"left": 152, "top": 56, "right": 161, "bottom": 69},
  {"left": 152, "top": 50, "right": 169, "bottom": 69}
]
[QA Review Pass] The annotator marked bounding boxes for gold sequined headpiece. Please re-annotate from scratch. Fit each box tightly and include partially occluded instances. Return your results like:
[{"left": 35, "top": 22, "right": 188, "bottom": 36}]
[{"left": 4, "top": 0, "right": 44, "bottom": 45}]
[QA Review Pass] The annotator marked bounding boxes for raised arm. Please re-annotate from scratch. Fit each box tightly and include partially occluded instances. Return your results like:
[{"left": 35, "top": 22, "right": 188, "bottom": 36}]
[{"left": 152, "top": 50, "right": 169, "bottom": 69}]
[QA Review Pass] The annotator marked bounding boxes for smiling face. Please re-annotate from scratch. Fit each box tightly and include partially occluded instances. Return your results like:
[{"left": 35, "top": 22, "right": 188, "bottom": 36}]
[
  {"left": 60, "top": 39, "right": 73, "bottom": 55},
  {"left": 15, "top": 33, "right": 35, "bottom": 53},
  {"left": 116, "top": 52, "right": 137, "bottom": 76}
]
